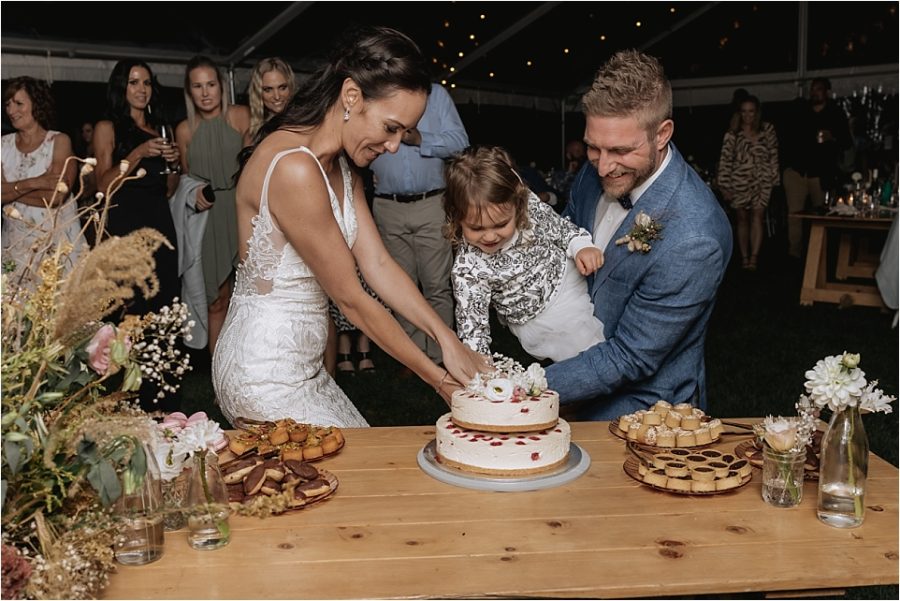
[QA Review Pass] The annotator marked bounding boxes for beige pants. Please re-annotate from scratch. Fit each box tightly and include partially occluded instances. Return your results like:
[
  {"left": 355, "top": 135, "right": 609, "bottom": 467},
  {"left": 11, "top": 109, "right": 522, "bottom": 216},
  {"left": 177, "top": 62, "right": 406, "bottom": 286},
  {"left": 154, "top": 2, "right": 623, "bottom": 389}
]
[
  {"left": 373, "top": 193, "right": 454, "bottom": 363},
  {"left": 783, "top": 168, "right": 826, "bottom": 258}
]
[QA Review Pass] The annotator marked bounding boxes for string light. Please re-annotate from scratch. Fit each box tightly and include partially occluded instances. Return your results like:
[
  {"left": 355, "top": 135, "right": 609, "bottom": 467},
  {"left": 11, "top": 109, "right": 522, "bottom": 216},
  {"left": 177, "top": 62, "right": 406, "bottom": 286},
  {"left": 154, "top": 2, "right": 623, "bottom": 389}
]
[
  {"left": 489, "top": 72, "right": 495, "bottom": 78},
  {"left": 458, "top": 51, "right": 464, "bottom": 58},
  {"left": 469, "top": 34, "right": 475, "bottom": 40},
  {"left": 526, "top": 60, "right": 533, "bottom": 67},
  {"left": 600, "top": 34, "right": 607, "bottom": 41},
  {"left": 480, "top": 14, "right": 485, "bottom": 20},
  {"left": 563, "top": 48, "right": 570, "bottom": 54},
  {"left": 635, "top": 21, "right": 642, "bottom": 27}
]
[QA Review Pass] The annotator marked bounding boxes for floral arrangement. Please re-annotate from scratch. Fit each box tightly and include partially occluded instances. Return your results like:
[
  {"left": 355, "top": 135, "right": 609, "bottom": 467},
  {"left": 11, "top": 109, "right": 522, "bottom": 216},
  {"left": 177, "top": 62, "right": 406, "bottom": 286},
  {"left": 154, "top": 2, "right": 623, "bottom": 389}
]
[
  {"left": 615, "top": 211, "right": 663, "bottom": 253},
  {"left": 466, "top": 354, "right": 548, "bottom": 402},
  {"left": 1, "top": 158, "right": 193, "bottom": 599},
  {"left": 802, "top": 352, "right": 895, "bottom": 414},
  {"left": 151, "top": 412, "right": 228, "bottom": 481}
]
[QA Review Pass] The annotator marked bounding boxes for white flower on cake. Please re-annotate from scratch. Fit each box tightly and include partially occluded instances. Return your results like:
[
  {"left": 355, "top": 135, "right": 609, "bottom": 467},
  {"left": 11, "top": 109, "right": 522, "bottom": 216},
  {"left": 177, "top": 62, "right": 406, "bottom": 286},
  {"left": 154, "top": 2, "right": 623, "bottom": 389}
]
[
  {"left": 467, "top": 354, "right": 548, "bottom": 401},
  {"left": 485, "top": 378, "right": 514, "bottom": 402}
]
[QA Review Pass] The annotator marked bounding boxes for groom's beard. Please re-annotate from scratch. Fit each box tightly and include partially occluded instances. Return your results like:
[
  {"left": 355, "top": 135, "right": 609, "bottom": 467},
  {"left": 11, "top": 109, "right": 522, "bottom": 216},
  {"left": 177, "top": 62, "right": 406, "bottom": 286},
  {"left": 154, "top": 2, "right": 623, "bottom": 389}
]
[{"left": 601, "top": 151, "right": 658, "bottom": 199}]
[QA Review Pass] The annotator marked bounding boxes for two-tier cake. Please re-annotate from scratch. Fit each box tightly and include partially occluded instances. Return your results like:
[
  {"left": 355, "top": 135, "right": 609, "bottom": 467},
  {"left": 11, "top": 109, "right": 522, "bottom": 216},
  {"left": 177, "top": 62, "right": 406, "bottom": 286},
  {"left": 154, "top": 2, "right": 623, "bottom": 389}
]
[{"left": 435, "top": 357, "right": 571, "bottom": 475}]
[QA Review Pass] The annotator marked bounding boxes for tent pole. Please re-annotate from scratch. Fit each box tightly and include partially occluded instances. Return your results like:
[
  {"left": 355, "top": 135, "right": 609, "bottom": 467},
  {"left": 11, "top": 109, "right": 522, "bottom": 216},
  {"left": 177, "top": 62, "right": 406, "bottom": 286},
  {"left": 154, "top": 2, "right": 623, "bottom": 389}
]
[{"left": 796, "top": 2, "right": 809, "bottom": 96}]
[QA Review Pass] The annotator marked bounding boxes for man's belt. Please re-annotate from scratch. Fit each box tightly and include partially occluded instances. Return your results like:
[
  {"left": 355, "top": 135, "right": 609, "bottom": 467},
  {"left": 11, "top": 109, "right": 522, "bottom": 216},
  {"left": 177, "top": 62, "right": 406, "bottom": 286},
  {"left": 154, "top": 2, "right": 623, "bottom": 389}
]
[{"left": 375, "top": 188, "right": 445, "bottom": 203}]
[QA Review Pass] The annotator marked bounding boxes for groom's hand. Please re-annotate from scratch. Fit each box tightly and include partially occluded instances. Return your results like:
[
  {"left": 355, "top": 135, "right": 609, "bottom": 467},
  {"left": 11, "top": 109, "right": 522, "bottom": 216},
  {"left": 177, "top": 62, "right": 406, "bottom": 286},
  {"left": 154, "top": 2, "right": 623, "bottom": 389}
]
[{"left": 575, "top": 247, "right": 604, "bottom": 275}]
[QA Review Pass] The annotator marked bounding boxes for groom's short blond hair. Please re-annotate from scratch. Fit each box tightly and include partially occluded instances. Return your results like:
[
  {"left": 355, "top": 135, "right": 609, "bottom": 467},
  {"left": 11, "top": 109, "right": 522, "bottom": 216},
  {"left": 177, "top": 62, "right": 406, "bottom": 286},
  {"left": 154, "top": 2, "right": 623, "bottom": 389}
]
[{"left": 582, "top": 50, "right": 672, "bottom": 136}]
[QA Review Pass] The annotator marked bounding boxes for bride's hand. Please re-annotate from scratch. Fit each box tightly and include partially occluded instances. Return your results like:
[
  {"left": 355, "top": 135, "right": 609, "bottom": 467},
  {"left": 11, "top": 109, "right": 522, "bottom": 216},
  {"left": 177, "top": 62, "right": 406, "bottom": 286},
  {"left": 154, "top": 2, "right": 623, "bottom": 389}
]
[
  {"left": 434, "top": 372, "right": 464, "bottom": 405},
  {"left": 440, "top": 339, "right": 492, "bottom": 387}
]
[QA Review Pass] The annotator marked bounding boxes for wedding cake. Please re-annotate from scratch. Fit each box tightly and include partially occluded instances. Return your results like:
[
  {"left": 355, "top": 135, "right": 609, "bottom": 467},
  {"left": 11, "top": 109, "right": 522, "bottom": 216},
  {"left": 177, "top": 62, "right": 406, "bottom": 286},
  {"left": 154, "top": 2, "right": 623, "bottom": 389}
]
[{"left": 435, "top": 357, "right": 571, "bottom": 475}]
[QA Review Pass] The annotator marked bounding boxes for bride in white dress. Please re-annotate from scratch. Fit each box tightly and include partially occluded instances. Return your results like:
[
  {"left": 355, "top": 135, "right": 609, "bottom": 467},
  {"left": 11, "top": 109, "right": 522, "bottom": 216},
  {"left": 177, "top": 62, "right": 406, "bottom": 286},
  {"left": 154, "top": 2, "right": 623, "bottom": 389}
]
[{"left": 213, "top": 26, "right": 488, "bottom": 428}]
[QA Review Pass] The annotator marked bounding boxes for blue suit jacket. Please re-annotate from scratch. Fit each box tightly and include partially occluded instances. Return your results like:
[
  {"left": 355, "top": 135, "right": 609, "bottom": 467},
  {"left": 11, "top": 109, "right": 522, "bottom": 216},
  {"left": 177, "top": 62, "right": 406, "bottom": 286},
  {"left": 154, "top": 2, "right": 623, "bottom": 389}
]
[{"left": 545, "top": 144, "right": 732, "bottom": 420}]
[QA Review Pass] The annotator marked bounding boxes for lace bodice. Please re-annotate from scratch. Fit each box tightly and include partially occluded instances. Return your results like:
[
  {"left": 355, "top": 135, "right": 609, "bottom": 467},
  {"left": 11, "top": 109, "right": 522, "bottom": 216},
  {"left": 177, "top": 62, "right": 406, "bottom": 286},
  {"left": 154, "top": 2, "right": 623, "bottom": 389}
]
[
  {"left": 212, "top": 146, "right": 368, "bottom": 428},
  {"left": 234, "top": 147, "right": 357, "bottom": 297}
]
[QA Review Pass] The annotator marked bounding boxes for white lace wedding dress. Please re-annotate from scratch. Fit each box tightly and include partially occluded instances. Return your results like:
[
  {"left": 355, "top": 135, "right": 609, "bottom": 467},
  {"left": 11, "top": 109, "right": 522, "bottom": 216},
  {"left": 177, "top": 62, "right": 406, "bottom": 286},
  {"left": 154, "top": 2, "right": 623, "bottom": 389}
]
[{"left": 212, "top": 147, "right": 369, "bottom": 428}]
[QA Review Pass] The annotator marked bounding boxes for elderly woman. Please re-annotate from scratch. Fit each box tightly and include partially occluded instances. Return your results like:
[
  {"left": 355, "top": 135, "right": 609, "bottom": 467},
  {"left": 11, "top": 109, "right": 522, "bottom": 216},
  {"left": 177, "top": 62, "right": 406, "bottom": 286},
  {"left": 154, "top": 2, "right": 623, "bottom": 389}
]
[{"left": 2, "top": 76, "right": 85, "bottom": 281}]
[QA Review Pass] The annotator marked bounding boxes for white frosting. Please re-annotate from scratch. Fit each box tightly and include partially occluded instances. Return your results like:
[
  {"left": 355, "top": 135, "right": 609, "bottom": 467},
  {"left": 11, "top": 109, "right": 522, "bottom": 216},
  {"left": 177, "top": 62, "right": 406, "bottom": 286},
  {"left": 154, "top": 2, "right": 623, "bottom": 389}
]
[
  {"left": 450, "top": 388, "right": 559, "bottom": 429},
  {"left": 435, "top": 413, "right": 570, "bottom": 473}
]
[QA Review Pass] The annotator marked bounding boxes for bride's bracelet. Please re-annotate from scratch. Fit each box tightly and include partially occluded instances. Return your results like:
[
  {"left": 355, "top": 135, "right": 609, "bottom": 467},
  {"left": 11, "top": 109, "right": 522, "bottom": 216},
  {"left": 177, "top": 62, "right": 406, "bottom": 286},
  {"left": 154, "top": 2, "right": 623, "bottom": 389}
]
[{"left": 433, "top": 370, "right": 450, "bottom": 393}]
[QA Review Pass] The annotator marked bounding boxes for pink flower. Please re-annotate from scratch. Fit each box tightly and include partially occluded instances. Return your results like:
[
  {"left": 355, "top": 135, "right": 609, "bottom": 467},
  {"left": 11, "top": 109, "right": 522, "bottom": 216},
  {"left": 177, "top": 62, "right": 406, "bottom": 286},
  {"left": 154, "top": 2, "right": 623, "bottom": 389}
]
[{"left": 86, "top": 324, "right": 119, "bottom": 376}]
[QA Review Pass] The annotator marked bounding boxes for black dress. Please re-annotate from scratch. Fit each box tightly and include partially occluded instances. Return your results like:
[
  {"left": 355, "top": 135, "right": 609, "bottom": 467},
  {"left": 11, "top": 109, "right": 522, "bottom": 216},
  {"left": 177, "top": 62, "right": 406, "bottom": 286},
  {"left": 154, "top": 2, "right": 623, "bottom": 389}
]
[{"left": 106, "top": 124, "right": 180, "bottom": 317}]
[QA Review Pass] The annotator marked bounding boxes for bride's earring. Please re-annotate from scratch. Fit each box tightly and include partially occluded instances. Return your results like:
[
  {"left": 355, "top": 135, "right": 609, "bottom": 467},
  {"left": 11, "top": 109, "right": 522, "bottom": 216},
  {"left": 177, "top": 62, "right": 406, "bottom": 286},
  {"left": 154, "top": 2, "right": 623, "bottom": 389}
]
[{"left": 343, "top": 107, "right": 350, "bottom": 122}]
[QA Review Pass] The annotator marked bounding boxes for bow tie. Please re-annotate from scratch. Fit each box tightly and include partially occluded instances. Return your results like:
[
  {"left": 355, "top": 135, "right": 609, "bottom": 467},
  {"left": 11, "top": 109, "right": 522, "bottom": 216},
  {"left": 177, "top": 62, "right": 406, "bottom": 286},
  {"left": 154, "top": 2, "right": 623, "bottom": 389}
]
[{"left": 616, "top": 194, "right": 633, "bottom": 210}]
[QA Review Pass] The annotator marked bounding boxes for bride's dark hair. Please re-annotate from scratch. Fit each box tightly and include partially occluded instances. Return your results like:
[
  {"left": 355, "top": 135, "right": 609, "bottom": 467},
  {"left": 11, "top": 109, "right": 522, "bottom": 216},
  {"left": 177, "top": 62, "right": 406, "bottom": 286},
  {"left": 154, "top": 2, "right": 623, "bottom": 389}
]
[{"left": 237, "top": 25, "right": 431, "bottom": 173}]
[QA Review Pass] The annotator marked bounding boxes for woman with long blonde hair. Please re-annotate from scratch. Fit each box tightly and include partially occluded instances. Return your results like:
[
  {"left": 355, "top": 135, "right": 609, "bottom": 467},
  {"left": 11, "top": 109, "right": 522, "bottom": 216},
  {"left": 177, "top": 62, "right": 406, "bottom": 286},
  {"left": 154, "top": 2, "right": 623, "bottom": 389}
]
[{"left": 248, "top": 57, "right": 296, "bottom": 139}]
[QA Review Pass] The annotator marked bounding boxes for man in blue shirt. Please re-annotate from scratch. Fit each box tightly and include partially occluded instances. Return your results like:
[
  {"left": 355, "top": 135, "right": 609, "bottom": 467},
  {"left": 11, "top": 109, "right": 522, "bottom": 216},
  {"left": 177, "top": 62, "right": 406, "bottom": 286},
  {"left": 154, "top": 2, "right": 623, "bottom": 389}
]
[{"left": 370, "top": 83, "right": 469, "bottom": 365}]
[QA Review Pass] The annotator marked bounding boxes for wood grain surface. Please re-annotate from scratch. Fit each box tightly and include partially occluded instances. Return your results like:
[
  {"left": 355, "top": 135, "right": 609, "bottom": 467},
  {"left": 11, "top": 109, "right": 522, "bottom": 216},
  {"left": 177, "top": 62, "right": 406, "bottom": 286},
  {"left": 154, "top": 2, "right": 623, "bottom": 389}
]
[{"left": 103, "top": 420, "right": 898, "bottom": 599}]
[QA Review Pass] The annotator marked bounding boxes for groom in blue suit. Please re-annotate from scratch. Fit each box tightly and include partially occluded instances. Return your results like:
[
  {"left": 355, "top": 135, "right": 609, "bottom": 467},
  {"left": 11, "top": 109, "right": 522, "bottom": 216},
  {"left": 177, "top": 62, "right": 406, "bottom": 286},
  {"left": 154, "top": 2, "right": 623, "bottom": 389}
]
[{"left": 545, "top": 50, "right": 732, "bottom": 420}]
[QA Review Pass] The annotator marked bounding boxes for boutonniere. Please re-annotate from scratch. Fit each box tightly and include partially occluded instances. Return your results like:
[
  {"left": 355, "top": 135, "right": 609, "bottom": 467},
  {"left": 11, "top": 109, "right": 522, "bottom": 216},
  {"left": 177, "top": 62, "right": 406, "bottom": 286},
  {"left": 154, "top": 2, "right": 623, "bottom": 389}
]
[{"left": 615, "top": 211, "right": 663, "bottom": 253}]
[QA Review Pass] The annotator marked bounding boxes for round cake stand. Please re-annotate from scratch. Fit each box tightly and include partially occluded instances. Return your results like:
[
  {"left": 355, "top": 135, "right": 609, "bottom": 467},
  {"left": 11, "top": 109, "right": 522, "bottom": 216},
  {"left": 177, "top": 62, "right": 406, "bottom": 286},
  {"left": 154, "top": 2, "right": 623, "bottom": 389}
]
[{"left": 417, "top": 440, "right": 591, "bottom": 492}]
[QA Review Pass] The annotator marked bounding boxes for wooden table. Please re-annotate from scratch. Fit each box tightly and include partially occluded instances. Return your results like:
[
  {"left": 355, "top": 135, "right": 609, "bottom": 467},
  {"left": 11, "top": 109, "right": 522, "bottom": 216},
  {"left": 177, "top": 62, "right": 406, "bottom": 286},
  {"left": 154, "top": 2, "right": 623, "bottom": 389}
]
[
  {"left": 103, "top": 421, "right": 899, "bottom": 599},
  {"left": 795, "top": 212, "right": 893, "bottom": 308}
]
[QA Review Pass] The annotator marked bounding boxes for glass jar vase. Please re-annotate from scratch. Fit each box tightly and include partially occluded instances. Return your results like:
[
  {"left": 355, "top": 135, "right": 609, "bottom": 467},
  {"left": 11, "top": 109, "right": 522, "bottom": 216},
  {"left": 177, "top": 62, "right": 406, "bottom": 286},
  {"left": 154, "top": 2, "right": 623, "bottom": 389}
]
[
  {"left": 161, "top": 467, "right": 191, "bottom": 531},
  {"left": 114, "top": 442, "right": 165, "bottom": 565},
  {"left": 186, "top": 450, "right": 231, "bottom": 550},
  {"left": 817, "top": 405, "right": 869, "bottom": 528},
  {"left": 761, "top": 445, "right": 805, "bottom": 508}
]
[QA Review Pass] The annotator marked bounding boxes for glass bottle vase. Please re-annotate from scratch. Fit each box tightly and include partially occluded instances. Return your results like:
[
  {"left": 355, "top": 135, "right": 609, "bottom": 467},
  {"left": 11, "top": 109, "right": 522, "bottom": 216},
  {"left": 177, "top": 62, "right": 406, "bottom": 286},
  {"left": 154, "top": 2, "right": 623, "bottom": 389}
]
[
  {"left": 186, "top": 450, "right": 232, "bottom": 550},
  {"left": 114, "top": 442, "right": 165, "bottom": 565},
  {"left": 816, "top": 405, "right": 869, "bottom": 528}
]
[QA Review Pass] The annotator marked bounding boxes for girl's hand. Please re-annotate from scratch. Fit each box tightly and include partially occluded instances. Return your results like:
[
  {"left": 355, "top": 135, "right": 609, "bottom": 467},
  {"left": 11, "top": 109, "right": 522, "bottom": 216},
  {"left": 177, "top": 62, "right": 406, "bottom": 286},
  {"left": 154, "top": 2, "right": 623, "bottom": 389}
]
[
  {"left": 575, "top": 246, "right": 604, "bottom": 275},
  {"left": 195, "top": 187, "right": 213, "bottom": 211}
]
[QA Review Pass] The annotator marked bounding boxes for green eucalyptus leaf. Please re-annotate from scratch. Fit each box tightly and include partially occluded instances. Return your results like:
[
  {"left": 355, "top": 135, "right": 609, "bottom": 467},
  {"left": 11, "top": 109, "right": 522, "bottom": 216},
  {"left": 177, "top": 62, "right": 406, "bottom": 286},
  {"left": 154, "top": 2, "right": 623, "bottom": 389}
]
[
  {"left": 3, "top": 432, "right": 29, "bottom": 442},
  {"left": 88, "top": 460, "right": 122, "bottom": 506},
  {"left": 122, "top": 363, "right": 142, "bottom": 391},
  {"left": 76, "top": 439, "right": 100, "bottom": 464},
  {"left": 110, "top": 339, "right": 129, "bottom": 364},
  {"left": 3, "top": 440, "right": 22, "bottom": 474},
  {"left": 130, "top": 441, "right": 147, "bottom": 478},
  {"left": 1, "top": 479, "right": 7, "bottom": 509},
  {"left": 1, "top": 411, "right": 17, "bottom": 427}
]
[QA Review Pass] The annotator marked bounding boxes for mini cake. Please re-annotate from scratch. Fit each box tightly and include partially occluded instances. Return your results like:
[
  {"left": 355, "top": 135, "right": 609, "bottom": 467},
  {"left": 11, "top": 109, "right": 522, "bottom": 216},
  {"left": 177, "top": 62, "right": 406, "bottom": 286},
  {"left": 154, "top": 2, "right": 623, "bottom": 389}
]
[{"left": 435, "top": 357, "right": 570, "bottom": 475}]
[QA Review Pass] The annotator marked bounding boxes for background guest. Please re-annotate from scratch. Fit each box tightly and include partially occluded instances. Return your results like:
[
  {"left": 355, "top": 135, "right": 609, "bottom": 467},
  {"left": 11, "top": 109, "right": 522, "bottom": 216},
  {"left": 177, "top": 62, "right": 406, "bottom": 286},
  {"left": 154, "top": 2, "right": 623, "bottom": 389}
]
[
  {"left": 717, "top": 94, "right": 780, "bottom": 271},
  {"left": 780, "top": 77, "right": 852, "bottom": 259},
  {"left": 247, "top": 57, "right": 297, "bottom": 140},
  {"left": 551, "top": 139, "right": 588, "bottom": 209},
  {"left": 93, "top": 59, "right": 181, "bottom": 316},
  {"left": 369, "top": 82, "right": 468, "bottom": 367},
  {"left": 2, "top": 76, "right": 85, "bottom": 280},
  {"left": 176, "top": 55, "right": 251, "bottom": 355}
]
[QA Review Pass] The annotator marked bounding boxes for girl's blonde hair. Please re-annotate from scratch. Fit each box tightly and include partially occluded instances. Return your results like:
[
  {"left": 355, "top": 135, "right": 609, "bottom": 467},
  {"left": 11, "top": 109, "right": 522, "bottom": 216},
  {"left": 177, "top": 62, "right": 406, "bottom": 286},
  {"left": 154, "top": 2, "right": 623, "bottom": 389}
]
[
  {"left": 248, "top": 57, "right": 297, "bottom": 138},
  {"left": 443, "top": 145, "right": 531, "bottom": 245},
  {"left": 183, "top": 55, "right": 230, "bottom": 131}
]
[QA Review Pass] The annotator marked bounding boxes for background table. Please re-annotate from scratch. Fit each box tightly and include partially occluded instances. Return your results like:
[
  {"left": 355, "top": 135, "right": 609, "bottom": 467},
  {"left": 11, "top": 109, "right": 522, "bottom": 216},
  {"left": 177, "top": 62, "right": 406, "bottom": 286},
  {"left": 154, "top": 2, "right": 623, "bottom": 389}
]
[
  {"left": 794, "top": 212, "right": 893, "bottom": 308},
  {"left": 103, "top": 421, "right": 899, "bottom": 599}
]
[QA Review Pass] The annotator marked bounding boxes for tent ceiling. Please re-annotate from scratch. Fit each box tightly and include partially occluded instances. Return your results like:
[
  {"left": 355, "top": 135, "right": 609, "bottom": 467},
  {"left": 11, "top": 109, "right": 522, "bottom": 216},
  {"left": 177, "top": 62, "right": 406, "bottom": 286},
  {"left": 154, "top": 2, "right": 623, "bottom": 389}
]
[{"left": 2, "top": 1, "right": 897, "bottom": 105}]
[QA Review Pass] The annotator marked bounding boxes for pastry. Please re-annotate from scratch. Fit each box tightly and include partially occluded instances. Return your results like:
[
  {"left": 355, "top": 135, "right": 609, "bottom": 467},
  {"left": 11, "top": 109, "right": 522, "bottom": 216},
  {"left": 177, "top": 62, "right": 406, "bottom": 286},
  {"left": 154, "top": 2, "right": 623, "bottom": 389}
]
[
  {"left": 691, "top": 479, "right": 717, "bottom": 493},
  {"left": 653, "top": 454, "right": 676, "bottom": 469},
  {"left": 664, "top": 411, "right": 683, "bottom": 429},
  {"left": 642, "top": 412, "right": 662, "bottom": 426},
  {"left": 684, "top": 454, "right": 708, "bottom": 468},
  {"left": 693, "top": 426, "right": 712, "bottom": 445},
  {"left": 675, "top": 431, "right": 696, "bottom": 447},
  {"left": 715, "top": 471, "right": 742, "bottom": 491},
  {"left": 707, "top": 460, "right": 730, "bottom": 478},
  {"left": 673, "top": 402, "right": 694, "bottom": 417},
  {"left": 680, "top": 415, "right": 701, "bottom": 431},
  {"left": 699, "top": 449, "right": 723, "bottom": 460},
  {"left": 690, "top": 465, "right": 716, "bottom": 481},
  {"left": 643, "top": 469, "right": 668, "bottom": 487},
  {"left": 664, "top": 461, "right": 689, "bottom": 478},
  {"left": 655, "top": 430, "right": 676, "bottom": 448},
  {"left": 665, "top": 477, "right": 692, "bottom": 492}
]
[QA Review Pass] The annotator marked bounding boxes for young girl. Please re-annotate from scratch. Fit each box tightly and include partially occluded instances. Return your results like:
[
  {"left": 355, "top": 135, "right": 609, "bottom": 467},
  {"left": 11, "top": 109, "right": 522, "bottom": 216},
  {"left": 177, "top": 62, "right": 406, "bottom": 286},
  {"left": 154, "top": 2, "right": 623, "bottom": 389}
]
[{"left": 444, "top": 145, "right": 606, "bottom": 362}]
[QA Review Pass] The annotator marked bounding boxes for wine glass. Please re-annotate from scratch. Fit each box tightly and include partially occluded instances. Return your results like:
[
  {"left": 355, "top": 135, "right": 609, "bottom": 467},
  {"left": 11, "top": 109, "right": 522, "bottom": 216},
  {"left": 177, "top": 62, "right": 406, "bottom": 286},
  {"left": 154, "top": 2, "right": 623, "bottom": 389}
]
[{"left": 158, "top": 124, "right": 177, "bottom": 175}]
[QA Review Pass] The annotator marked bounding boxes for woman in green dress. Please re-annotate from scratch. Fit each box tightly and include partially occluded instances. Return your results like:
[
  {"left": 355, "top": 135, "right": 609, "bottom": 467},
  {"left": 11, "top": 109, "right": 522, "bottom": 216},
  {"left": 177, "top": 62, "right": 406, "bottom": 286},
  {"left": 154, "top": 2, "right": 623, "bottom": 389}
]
[{"left": 176, "top": 55, "right": 251, "bottom": 354}]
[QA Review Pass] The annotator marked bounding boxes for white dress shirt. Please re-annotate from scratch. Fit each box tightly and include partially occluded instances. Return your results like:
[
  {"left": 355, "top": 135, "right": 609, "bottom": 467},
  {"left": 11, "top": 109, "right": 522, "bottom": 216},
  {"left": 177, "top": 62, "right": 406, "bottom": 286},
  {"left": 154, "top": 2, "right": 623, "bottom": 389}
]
[{"left": 592, "top": 145, "right": 674, "bottom": 249}]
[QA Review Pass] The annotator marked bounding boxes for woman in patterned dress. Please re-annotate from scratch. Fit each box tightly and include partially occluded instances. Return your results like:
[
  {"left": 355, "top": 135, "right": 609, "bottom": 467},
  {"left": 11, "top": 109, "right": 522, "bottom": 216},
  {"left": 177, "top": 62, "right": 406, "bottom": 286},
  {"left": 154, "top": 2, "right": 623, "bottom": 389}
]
[{"left": 716, "top": 95, "right": 780, "bottom": 271}]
